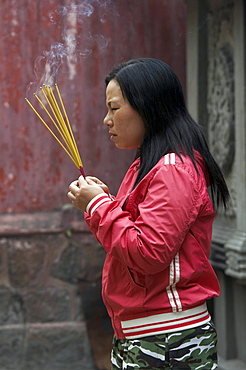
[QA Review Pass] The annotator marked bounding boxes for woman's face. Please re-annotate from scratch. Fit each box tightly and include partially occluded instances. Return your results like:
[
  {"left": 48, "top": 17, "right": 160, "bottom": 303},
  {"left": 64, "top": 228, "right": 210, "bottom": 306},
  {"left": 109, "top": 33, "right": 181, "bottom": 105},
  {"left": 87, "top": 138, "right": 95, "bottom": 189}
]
[{"left": 103, "top": 79, "right": 146, "bottom": 149}]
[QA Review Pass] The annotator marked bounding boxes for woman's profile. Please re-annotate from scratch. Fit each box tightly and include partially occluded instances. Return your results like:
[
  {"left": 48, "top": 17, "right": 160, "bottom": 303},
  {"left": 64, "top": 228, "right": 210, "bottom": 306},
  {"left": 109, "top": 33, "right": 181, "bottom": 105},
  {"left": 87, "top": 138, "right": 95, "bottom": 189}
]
[{"left": 68, "top": 58, "right": 229, "bottom": 369}]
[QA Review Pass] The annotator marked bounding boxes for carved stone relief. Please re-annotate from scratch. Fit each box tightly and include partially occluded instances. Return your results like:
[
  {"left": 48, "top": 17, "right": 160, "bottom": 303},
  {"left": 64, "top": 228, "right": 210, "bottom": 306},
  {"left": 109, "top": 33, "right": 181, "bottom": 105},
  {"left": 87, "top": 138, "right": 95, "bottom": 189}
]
[
  {"left": 207, "top": 3, "right": 246, "bottom": 283},
  {"left": 208, "top": 44, "right": 234, "bottom": 173},
  {"left": 207, "top": 4, "right": 236, "bottom": 216},
  {"left": 225, "top": 230, "right": 246, "bottom": 281}
]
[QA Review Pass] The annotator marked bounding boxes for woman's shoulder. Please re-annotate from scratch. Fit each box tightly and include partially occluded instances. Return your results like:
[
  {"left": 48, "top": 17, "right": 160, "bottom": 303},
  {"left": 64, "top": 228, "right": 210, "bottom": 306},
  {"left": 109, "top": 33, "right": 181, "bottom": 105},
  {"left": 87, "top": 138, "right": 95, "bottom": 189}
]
[
  {"left": 154, "top": 152, "right": 197, "bottom": 173},
  {"left": 122, "top": 151, "right": 209, "bottom": 193},
  {"left": 150, "top": 151, "right": 209, "bottom": 190},
  {"left": 157, "top": 151, "right": 207, "bottom": 175}
]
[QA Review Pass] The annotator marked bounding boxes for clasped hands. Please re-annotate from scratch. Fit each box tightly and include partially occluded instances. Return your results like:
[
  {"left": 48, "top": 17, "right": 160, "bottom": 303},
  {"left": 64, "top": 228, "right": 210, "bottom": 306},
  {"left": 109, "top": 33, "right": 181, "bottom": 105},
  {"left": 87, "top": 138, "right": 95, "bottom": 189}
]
[{"left": 67, "top": 176, "right": 109, "bottom": 212}]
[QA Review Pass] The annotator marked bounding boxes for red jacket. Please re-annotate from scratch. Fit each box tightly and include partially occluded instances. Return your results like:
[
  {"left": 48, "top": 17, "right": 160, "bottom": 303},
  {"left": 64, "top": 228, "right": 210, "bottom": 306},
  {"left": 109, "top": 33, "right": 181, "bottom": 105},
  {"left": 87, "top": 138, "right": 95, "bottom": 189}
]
[{"left": 85, "top": 152, "right": 220, "bottom": 339}]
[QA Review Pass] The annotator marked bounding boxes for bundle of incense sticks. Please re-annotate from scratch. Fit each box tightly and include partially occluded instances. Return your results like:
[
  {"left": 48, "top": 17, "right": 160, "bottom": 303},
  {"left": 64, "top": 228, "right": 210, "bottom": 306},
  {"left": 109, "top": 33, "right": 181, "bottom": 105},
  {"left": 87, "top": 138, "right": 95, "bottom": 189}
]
[{"left": 25, "top": 84, "right": 85, "bottom": 177}]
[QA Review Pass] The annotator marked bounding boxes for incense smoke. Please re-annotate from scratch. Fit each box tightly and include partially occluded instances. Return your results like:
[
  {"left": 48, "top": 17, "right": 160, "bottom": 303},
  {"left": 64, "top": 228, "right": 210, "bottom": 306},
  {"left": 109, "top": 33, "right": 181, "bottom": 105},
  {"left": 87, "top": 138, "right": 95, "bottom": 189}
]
[{"left": 29, "top": 0, "right": 113, "bottom": 93}]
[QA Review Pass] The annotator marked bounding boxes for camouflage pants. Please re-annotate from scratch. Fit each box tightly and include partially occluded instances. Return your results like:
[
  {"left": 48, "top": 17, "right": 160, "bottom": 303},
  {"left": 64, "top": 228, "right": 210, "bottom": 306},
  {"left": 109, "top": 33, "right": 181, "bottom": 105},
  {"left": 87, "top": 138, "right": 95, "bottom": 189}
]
[{"left": 111, "top": 321, "right": 217, "bottom": 369}]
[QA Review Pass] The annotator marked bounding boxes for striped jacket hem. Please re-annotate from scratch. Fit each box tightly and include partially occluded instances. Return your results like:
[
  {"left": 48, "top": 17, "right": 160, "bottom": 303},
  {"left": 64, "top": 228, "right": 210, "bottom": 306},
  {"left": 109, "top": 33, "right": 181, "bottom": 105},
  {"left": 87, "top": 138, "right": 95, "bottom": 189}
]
[{"left": 121, "top": 303, "right": 211, "bottom": 339}]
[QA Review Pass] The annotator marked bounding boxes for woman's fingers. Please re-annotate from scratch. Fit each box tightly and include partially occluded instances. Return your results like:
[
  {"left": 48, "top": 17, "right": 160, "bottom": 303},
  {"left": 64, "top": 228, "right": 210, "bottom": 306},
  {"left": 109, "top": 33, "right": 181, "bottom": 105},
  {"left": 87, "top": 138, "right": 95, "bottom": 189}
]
[
  {"left": 78, "top": 175, "right": 88, "bottom": 187},
  {"left": 67, "top": 176, "right": 105, "bottom": 212},
  {"left": 84, "top": 176, "right": 110, "bottom": 194},
  {"left": 86, "top": 176, "right": 104, "bottom": 185}
]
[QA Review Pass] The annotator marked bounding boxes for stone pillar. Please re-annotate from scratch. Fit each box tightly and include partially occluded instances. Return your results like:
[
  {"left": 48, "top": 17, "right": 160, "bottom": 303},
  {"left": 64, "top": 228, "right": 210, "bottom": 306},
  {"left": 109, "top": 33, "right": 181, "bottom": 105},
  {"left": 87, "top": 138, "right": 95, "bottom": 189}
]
[
  {"left": 234, "top": 0, "right": 246, "bottom": 232},
  {"left": 186, "top": 0, "right": 246, "bottom": 369}
]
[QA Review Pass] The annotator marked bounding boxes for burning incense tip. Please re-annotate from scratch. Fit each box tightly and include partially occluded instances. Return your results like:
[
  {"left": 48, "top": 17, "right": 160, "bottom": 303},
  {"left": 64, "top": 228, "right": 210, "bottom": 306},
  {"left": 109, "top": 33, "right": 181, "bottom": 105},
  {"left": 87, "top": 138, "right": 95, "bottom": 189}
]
[{"left": 26, "top": 85, "right": 85, "bottom": 177}]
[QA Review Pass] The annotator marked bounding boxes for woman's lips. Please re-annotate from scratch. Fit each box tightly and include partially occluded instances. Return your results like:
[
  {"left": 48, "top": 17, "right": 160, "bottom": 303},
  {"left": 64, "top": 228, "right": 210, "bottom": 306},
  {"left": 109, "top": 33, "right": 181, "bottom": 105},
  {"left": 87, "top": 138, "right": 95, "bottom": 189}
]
[{"left": 109, "top": 132, "right": 117, "bottom": 140}]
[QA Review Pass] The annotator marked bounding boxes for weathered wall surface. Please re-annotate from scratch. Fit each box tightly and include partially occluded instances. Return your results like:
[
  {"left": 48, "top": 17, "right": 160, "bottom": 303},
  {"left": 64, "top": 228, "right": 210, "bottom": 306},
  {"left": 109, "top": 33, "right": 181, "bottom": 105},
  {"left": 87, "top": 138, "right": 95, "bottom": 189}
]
[
  {"left": 0, "top": 208, "right": 100, "bottom": 369},
  {"left": 0, "top": 0, "right": 186, "bottom": 213},
  {"left": 0, "top": 0, "right": 187, "bottom": 368}
]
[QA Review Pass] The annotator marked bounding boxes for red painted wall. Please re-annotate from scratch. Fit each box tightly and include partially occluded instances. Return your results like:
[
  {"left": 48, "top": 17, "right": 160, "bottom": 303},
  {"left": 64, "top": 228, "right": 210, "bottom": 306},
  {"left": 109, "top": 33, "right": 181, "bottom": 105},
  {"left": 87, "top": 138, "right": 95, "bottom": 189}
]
[{"left": 0, "top": 0, "right": 186, "bottom": 213}]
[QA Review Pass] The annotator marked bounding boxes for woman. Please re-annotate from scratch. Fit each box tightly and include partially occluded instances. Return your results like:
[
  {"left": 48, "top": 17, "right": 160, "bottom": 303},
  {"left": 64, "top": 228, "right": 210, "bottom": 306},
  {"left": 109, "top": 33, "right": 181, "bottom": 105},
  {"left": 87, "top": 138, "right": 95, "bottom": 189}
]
[{"left": 68, "top": 58, "right": 230, "bottom": 369}]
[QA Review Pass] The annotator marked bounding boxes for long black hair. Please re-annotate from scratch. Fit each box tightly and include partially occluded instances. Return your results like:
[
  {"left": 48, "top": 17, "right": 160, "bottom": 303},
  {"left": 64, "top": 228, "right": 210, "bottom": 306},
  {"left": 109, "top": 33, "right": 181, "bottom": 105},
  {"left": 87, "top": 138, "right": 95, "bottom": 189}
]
[{"left": 105, "top": 58, "right": 230, "bottom": 209}]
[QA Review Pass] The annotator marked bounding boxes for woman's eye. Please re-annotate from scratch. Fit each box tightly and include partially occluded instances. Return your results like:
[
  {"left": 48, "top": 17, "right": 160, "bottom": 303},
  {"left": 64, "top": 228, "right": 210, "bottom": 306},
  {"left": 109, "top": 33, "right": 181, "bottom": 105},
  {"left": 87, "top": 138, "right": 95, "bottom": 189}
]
[{"left": 111, "top": 107, "right": 119, "bottom": 111}]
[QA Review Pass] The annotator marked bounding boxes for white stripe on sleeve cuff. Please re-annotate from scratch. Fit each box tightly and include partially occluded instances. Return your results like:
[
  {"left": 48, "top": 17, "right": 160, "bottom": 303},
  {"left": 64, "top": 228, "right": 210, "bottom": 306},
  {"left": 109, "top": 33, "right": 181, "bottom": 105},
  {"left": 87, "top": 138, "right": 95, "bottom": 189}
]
[{"left": 86, "top": 193, "right": 112, "bottom": 216}]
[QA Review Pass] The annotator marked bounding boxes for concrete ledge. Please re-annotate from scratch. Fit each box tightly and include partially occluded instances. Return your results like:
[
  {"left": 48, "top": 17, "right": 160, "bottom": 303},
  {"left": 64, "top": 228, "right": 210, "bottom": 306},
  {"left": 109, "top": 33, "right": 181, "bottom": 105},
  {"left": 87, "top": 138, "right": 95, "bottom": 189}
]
[
  {"left": 218, "top": 356, "right": 246, "bottom": 370},
  {"left": 0, "top": 206, "right": 88, "bottom": 236},
  {"left": 0, "top": 322, "right": 96, "bottom": 370}
]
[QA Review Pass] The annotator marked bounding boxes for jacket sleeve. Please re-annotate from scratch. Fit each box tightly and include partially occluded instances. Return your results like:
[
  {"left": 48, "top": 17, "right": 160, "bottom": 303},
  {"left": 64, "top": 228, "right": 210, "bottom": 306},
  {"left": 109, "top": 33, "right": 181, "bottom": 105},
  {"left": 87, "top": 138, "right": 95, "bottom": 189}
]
[{"left": 85, "top": 164, "right": 203, "bottom": 275}]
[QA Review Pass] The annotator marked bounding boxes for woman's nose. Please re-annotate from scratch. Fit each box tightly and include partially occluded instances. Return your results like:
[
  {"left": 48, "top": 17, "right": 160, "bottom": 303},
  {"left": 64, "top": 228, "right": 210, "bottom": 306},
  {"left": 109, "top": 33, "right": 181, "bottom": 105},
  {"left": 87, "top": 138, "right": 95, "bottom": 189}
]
[{"left": 103, "top": 113, "right": 113, "bottom": 127}]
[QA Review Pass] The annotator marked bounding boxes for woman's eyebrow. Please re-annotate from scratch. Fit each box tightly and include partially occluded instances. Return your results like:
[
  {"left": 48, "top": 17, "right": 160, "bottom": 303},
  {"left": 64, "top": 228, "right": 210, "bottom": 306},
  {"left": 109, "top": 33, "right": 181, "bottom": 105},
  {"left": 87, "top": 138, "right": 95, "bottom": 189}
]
[{"left": 106, "top": 99, "right": 119, "bottom": 107}]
